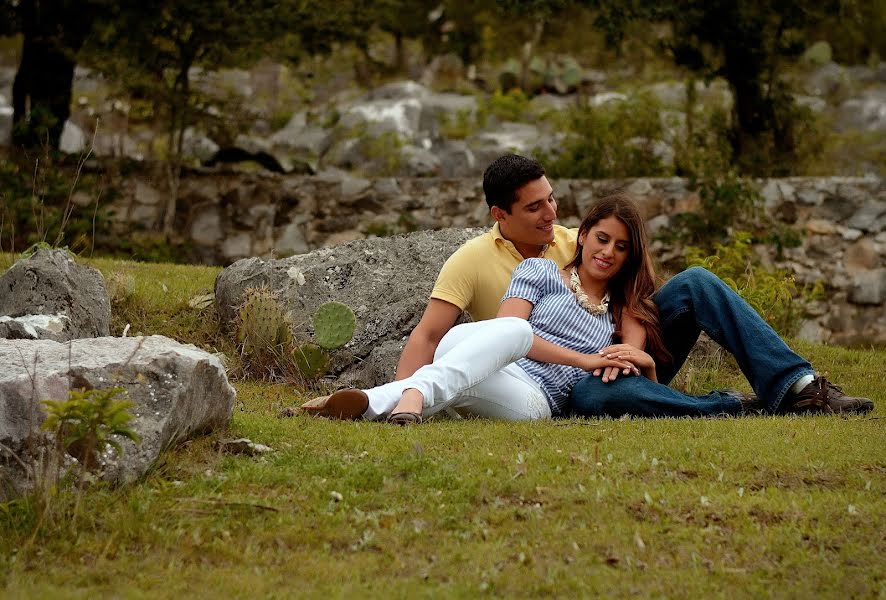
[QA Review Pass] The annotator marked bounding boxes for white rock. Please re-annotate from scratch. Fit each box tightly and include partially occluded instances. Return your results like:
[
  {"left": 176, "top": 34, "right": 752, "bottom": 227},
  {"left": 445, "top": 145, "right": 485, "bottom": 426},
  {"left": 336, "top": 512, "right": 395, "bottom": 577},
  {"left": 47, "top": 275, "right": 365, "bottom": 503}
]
[
  {"left": 0, "top": 336, "right": 235, "bottom": 497},
  {"left": 59, "top": 120, "right": 87, "bottom": 154}
]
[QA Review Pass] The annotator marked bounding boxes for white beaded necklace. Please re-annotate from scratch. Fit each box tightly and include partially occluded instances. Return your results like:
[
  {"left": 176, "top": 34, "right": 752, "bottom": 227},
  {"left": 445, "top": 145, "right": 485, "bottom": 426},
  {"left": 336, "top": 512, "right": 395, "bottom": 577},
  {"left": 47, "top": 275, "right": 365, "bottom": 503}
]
[{"left": 570, "top": 267, "right": 610, "bottom": 315}]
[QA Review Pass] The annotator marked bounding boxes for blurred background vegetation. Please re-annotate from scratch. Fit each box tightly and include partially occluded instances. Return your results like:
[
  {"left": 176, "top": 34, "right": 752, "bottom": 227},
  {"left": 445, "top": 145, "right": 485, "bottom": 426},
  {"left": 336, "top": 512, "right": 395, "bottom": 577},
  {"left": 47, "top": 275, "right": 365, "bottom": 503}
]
[{"left": 0, "top": 0, "right": 884, "bottom": 254}]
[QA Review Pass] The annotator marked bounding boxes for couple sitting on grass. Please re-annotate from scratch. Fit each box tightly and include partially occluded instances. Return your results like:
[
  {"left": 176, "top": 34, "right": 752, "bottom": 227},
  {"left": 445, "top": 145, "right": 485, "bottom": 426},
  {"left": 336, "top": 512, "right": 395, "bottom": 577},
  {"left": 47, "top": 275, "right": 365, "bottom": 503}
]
[{"left": 302, "top": 154, "right": 874, "bottom": 424}]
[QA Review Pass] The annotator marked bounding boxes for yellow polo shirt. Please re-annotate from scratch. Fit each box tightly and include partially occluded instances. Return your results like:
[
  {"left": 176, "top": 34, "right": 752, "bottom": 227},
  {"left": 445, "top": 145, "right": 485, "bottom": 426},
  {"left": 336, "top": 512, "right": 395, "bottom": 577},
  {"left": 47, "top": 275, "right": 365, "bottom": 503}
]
[{"left": 431, "top": 223, "right": 578, "bottom": 321}]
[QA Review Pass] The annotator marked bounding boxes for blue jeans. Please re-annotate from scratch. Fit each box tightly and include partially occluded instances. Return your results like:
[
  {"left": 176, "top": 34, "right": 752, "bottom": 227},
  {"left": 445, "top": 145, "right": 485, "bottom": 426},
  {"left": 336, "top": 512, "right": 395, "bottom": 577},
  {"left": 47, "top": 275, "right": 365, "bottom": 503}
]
[{"left": 570, "top": 267, "right": 814, "bottom": 417}]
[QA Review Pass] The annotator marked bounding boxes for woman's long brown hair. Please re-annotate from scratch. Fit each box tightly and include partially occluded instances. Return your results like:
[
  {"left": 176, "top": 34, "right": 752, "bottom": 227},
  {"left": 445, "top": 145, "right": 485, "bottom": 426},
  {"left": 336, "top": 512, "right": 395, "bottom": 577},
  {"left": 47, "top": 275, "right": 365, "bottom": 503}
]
[{"left": 565, "top": 193, "right": 671, "bottom": 364}]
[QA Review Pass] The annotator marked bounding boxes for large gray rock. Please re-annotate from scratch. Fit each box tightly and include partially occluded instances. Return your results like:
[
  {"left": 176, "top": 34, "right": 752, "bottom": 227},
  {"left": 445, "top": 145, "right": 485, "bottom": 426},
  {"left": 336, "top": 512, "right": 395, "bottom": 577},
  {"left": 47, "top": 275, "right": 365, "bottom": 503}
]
[
  {"left": 215, "top": 228, "right": 483, "bottom": 387},
  {"left": 835, "top": 89, "right": 886, "bottom": 133},
  {"left": 849, "top": 268, "right": 886, "bottom": 305},
  {"left": 0, "top": 250, "right": 111, "bottom": 340},
  {"left": 0, "top": 336, "right": 235, "bottom": 497},
  {"left": 339, "top": 98, "right": 423, "bottom": 140}
]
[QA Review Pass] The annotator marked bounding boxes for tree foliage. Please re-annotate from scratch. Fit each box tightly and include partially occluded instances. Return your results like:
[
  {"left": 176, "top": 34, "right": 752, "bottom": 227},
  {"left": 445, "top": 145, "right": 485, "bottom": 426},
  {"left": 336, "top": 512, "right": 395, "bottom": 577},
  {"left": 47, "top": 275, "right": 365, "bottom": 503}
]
[{"left": 587, "top": 0, "right": 844, "bottom": 175}]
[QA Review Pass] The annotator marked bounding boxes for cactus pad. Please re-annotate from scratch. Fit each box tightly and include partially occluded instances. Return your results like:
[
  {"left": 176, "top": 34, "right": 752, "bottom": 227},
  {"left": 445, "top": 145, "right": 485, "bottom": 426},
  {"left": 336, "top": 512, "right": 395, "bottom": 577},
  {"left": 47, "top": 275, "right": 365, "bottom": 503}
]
[
  {"left": 236, "top": 288, "right": 293, "bottom": 355},
  {"left": 293, "top": 343, "right": 330, "bottom": 379},
  {"left": 312, "top": 301, "right": 356, "bottom": 350}
]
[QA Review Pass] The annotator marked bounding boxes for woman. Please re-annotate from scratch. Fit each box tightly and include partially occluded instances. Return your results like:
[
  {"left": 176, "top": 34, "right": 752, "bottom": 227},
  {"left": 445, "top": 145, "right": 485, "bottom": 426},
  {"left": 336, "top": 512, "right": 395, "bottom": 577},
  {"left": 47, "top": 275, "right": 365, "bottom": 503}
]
[{"left": 326, "top": 194, "right": 667, "bottom": 424}]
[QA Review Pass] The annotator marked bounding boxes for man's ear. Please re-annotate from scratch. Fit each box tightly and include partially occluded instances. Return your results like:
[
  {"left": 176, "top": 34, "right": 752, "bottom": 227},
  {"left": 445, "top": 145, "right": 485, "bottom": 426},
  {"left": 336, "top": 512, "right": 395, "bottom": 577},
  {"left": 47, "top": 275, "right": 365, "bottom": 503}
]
[{"left": 490, "top": 206, "right": 506, "bottom": 223}]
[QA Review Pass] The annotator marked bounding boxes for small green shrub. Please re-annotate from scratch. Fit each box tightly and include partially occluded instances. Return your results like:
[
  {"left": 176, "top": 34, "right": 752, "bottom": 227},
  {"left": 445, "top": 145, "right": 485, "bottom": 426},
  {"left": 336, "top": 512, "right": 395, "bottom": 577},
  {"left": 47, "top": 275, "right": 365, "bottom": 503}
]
[
  {"left": 686, "top": 232, "right": 824, "bottom": 336},
  {"left": 361, "top": 131, "right": 404, "bottom": 176},
  {"left": 666, "top": 172, "right": 762, "bottom": 251},
  {"left": 673, "top": 86, "right": 734, "bottom": 179},
  {"left": 19, "top": 241, "right": 68, "bottom": 260},
  {"left": 477, "top": 89, "right": 531, "bottom": 124},
  {"left": 439, "top": 109, "right": 475, "bottom": 139},
  {"left": 541, "top": 93, "right": 669, "bottom": 178},
  {"left": 41, "top": 387, "right": 140, "bottom": 472}
]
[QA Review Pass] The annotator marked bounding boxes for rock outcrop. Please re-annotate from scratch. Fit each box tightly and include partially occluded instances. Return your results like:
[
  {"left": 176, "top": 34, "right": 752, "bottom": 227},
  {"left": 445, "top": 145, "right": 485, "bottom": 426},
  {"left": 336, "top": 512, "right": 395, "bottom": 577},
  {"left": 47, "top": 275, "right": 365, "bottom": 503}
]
[
  {"left": 0, "top": 336, "right": 235, "bottom": 498},
  {"left": 0, "top": 249, "right": 111, "bottom": 341},
  {"left": 215, "top": 228, "right": 483, "bottom": 387}
]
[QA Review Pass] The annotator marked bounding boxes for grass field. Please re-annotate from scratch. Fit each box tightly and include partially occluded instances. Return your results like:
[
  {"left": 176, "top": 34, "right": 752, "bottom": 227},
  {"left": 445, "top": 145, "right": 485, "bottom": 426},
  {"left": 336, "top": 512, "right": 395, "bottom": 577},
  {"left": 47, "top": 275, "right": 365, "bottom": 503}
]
[{"left": 0, "top": 255, "right": 884, "bottom": 598}]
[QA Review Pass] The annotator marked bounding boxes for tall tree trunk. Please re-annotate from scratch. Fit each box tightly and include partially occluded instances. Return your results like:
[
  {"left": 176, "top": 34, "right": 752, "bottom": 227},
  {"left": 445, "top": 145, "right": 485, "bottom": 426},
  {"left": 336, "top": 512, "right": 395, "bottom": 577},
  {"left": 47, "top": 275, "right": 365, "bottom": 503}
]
[
  {"left": 162, "top": 61, "right": 192, "bottom": 238},
  {"left": 723, "top": 43, "right": 776, "bottom": 174},
  {"left": 12, "top": 0, "right": 95, "bottom": 150},
  {"left": 394, "top": 32, "right": 407, "bottom": 74},
  {"left": 519, "top": 21, "right": 545, "bottom": 94}
]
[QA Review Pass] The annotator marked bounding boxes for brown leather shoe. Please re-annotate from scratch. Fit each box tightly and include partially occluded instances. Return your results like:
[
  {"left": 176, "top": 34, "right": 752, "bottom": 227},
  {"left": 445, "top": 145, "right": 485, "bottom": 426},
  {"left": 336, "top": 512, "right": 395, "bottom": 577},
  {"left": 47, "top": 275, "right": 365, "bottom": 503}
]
[
  {"left": 781, "top": 376, "right": 874, "bottom": 415},
  {"left": 734, "top": 391, "right": 761, "bottom": 414},
  {"left": 300, "top": 389, "right": 369, "bottom": 420}
]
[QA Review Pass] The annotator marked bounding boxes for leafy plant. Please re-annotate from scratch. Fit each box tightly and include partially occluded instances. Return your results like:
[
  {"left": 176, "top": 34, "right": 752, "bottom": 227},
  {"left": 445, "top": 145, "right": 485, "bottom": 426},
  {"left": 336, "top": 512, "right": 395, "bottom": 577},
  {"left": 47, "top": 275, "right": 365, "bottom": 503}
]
[
  {"left": 541, "top": 93, "right": 669, "bottom": 179},
  {"left": 667, "top": 172, "right": 762, "bottom": 251},
  {"left": 41, "top": 387, "right": 141, "bottom": 472},
  {"left": 477, "top": 89, "right": 531, "bottom": 124},
  {"left": 19, "top": 242, "right": 62, "bottom": 260},
  {"left": 361, "top": 131, "right": 404, "bottom": 176},
  {"left": 686, "top": 232, "right": 824, "bottom": 336},
  {"left": 438, "top": 108, "right": 475, "bottom": 140}
]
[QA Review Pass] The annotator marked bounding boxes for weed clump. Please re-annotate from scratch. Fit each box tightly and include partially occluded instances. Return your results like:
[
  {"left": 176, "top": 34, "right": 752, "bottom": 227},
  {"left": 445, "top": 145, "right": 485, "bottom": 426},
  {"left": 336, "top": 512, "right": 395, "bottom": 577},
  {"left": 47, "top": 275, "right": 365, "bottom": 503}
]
[{"left": 42, "top": 387, "right": 140, "bottom": 473}]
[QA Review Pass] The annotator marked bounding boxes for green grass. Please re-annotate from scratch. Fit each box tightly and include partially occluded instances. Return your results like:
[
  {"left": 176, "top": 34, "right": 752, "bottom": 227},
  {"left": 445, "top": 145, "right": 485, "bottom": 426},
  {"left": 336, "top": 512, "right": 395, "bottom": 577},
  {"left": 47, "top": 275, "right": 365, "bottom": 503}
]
[{"left": 1, "top": 254, "right": 884, "bottom": 597}]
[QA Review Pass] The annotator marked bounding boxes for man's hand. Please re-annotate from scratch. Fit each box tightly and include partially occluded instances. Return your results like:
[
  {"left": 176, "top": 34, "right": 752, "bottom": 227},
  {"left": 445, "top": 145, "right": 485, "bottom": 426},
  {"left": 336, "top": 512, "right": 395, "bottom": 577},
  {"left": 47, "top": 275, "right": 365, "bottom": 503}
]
[
  {"left": 592, "top": 343, "right": 656, "bottom": 383},
  {"left": 581, "top": 354, "right": 637, "bottom": 376}
]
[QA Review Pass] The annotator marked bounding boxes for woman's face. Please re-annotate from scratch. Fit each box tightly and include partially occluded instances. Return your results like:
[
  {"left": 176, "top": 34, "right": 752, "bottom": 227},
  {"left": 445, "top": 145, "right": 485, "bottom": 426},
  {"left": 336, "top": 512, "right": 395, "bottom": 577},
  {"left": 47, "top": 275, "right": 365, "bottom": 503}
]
[{"left": 578, "top": 215, "right": 631, "bottom": 282}]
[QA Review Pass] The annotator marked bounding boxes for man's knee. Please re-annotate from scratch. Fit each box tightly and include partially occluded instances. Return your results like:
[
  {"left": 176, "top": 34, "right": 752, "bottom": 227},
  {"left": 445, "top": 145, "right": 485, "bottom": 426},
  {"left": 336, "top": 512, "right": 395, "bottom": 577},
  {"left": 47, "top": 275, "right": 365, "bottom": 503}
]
[
  {"left": 570, "top": 375, "right": 632, "bottom": 416},
  {"left": 669, "top": 266, "right": 720, "bottom": 291},
  {"left": 498, "top": 317, "right": 534, "bottom": 353}
]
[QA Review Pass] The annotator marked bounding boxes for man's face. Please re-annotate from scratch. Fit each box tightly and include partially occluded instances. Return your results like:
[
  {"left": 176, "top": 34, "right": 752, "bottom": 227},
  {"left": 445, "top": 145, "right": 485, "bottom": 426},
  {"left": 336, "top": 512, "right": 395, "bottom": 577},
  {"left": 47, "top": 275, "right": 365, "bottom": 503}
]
[{"left": 492, "top": 176, "right": 558, "bottom": 255}]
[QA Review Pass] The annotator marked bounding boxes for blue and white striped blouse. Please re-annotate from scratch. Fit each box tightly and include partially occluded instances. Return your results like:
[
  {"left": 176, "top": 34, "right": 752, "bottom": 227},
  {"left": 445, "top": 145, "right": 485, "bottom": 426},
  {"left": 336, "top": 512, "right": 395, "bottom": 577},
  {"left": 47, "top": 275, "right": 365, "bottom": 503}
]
[{"left": 502, "top": 258, "right": 616, "bottom": 416}]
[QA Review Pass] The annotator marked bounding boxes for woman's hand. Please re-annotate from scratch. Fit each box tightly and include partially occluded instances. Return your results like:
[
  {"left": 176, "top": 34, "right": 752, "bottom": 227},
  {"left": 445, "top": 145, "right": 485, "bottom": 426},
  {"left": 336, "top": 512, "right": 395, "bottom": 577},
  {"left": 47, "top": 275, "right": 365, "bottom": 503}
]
[
  {"left": 581, "top": 354, "right": 639, "bottom": 377},
  {"left": 594, "top": 343, "right": 657, "bottom": 382}
]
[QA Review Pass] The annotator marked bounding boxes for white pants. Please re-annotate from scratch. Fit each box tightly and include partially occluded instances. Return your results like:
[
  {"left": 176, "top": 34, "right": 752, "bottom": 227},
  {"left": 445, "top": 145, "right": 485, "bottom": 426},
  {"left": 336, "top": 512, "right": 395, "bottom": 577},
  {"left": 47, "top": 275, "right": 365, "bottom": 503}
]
[{"left": 363, "top": 317, "right": 552, "bottom": 421}]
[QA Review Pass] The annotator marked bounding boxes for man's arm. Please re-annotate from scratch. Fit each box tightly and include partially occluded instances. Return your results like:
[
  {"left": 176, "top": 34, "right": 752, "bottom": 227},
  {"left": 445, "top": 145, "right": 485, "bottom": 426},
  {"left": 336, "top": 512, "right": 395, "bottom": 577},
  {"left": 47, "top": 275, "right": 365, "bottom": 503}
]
[{"left": 394, "top": 299, "right": 463, "bottom": 380}]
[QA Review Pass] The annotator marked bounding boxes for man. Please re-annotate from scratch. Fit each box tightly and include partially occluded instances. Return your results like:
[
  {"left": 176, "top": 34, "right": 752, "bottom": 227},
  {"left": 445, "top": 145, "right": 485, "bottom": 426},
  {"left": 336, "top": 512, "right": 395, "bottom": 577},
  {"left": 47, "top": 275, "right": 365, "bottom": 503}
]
[{"left": 304, "top": 154, "right": 873, "bottom": 419}]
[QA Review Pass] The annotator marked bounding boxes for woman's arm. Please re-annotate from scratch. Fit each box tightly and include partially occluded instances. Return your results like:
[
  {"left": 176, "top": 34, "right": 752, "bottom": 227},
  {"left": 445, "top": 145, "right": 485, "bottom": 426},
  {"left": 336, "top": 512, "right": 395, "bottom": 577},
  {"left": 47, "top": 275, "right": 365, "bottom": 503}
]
[{"left": 498, "top": 298, "right": 637, "bottom": 373}]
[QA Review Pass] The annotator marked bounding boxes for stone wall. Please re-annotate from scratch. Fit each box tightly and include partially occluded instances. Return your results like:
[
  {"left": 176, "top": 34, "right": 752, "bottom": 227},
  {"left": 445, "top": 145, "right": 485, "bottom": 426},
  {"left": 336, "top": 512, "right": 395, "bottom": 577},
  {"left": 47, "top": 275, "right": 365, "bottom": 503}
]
[{"left": 108, "top": 171, "right": 885, "bottom": 346}]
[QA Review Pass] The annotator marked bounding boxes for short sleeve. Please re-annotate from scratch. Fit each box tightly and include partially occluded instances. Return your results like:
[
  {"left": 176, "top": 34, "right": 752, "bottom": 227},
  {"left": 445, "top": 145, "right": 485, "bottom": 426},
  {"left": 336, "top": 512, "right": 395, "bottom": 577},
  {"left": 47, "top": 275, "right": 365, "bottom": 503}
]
[
  {"left": 502, "top": 258, "right": 558, "bottom": 305},
  {"left": 430, "top": 245, "right": 477, "bottom": 310}
]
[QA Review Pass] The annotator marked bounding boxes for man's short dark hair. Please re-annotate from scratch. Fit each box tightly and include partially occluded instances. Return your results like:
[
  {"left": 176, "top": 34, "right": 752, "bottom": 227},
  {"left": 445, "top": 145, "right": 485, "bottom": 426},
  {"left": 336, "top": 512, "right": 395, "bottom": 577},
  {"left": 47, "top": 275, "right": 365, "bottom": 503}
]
[{"left": 482, "top": 154, "right": 546, "bottom": 212}]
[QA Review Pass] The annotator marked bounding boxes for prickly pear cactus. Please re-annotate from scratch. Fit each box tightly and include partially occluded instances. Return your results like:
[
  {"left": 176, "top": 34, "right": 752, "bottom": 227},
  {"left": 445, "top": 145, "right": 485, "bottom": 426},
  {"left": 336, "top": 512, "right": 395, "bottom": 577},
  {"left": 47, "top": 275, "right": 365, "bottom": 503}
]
[
  {"left": 236, "top": 288, "right": 293, "bottom": 355},
  {"left": 313, "top": 301, "right": 356, "bottom": 350},
  {"left": 560, "top": 56, "right": 582, "bottom": 91},
  {"left": 292, "top": 343, "right": 330, "bottom": 380}
]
